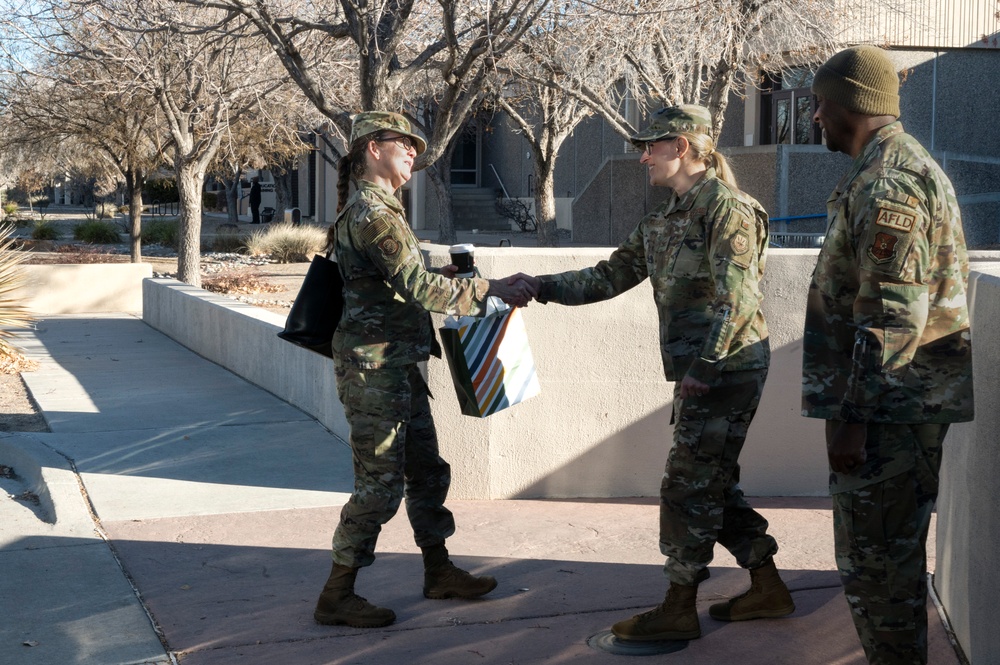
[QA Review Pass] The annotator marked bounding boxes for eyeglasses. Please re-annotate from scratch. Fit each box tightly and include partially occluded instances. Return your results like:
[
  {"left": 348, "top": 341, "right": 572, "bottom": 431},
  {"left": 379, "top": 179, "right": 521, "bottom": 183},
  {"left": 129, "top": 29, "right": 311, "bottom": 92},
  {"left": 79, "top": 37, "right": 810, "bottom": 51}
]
[
  {"left": 375, "top": 135, "right": 415, "bottom": 152},
  {"left": 643, "top": 136, "right": 678, "bottom": 155}
]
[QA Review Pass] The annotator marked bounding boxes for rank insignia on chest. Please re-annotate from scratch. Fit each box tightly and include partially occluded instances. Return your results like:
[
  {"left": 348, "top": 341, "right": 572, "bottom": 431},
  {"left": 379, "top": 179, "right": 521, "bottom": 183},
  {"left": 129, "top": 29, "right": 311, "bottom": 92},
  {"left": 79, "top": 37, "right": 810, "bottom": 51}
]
[
  {"left": 868, "top": 231, "right": 898, "bottom": 263},
  {"left": 378, "top": 236, "right": 401, "bottom": 257}
]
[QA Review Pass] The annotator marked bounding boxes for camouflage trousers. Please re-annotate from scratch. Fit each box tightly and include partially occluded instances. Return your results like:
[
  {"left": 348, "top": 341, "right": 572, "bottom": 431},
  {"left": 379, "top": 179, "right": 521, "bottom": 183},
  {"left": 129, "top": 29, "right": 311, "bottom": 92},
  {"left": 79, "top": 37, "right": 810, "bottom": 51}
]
[
  {"left": 831, "top": 423, "right": 948, "bottom": 665},
  {"left": 660, "top": 368, "right": 778, "bottom": 585},
  {"left": 330, "top": 362, "right": 456, "bottom": 568}
]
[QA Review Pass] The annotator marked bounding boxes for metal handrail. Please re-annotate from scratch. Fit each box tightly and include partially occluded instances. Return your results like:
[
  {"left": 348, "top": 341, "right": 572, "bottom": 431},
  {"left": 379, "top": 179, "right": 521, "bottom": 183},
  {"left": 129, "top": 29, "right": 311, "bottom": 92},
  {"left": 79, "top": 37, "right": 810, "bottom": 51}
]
[
  {"left": 769, "top": 213, "right": 826, "bottom": 222},
  {"left": 488, "top": 164, "right": 510, "bottom": 200}
]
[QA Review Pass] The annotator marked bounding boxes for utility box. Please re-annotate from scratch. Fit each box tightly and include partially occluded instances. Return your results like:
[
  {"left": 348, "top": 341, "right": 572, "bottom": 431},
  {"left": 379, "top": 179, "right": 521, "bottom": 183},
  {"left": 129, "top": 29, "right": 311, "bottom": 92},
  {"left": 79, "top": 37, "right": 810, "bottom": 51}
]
[{"left": 284, "top": 207, "right": 301, "bottom": 225}]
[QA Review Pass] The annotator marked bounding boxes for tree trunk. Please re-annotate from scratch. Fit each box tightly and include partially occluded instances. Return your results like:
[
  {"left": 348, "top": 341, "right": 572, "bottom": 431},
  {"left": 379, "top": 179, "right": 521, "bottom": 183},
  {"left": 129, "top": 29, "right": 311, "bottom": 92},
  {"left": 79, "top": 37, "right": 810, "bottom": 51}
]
[
  {"left": 175, "top": 164, "right": 205, "bottom": 287},
  {"left": 532, "top": 156, "right": 559, "bottom": 248},
  {"left": 225, "top": 177, "right": 240, "bottom": 225},
  {"left": 426, "top": 134, "right": 461, "bottom": 245},
  {"left": 425, "top": 161, "right": 456, "bottom": 245},
  {"left": 125, "top": 169, "right": 145, "bottom": 263},
  {"left": 273, "top": 167, "right": 294, "bottom": 221}
]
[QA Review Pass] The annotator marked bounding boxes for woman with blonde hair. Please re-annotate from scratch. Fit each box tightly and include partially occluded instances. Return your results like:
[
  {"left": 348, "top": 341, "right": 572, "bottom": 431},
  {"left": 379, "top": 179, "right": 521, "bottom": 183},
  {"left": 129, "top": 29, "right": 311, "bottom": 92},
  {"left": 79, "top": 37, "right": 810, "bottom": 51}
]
[{"left": 512, "top": 104, "right": 794, "bottom": 642}]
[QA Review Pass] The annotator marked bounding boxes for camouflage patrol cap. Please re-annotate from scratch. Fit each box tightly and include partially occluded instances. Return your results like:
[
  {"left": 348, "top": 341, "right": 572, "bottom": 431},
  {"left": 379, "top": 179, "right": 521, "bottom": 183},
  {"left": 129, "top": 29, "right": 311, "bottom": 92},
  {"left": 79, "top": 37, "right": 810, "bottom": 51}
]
[
  {"left": 350, "top": 111, "right": 427, "bottom": 155},
  {"left": 629, "top": 105, "right": 712, "bottom": 147}
]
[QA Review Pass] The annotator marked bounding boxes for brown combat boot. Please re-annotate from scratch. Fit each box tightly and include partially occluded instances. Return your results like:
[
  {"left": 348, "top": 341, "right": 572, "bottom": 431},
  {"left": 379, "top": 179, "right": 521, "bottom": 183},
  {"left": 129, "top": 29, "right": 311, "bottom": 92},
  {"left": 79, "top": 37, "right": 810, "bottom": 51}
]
[
  {"left": 611, "top": 582, "right": 701, "bottom": 641},
  {"left": 314, "top": 562, "right": 396, "bottom": 627},
  {"left": 422, "top": 544, "right": 498, "bottom": 599},
  {"left": 708, "top": 559, "right": 795, "bottom": 621}
]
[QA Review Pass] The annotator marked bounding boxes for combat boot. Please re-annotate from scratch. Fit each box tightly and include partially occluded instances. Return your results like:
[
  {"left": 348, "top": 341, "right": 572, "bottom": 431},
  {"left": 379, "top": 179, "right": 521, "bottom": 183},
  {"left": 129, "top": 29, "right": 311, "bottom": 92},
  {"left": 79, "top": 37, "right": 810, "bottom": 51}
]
[
  {"left": 611, "top": 582, "right": 701, "bottom": 641},
  {"left": 314, "top": 562, "right": 396, "bottom": 628},
  {"left": 422, "top": 544, "right": 498, "bottom": 599},
  {"left": 708, "top": 559, "right": 795, "bottom": 621}
]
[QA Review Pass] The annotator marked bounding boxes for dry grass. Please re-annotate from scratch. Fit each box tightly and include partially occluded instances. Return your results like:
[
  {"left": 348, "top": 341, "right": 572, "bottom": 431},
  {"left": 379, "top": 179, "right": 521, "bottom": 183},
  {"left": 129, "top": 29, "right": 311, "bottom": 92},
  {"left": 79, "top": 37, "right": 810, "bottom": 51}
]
[
  {"left": 202, "top": 271, "right": 281, "bottom": 296},
  {"left": 244, "top": 222, "right": 326, "bottom": 263}
]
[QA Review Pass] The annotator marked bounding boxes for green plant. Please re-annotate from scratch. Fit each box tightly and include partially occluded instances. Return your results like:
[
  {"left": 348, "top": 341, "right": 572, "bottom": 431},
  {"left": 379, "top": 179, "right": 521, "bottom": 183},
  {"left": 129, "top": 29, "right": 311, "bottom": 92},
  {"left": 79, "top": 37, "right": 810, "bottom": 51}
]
[
  {"left": 31, "top": 220, "right": 60, "bottom": 240},
  {"left": 73, "top": 219, "right": 122, "bottom": 244},
  {"left": 244, "top": 222, "right": 326, "bottom": 263},
  {"left": 142, "top": 218, "right": 180, "bottom": 248},
  {"left": 2, "top": 202, "right": 18, "bottom": 217},
  {"left": 203, "top": 190, "right": 223, "bottom": 211},
  {"left": 0, "top": 223, "right": 36, "bottom": 373}
]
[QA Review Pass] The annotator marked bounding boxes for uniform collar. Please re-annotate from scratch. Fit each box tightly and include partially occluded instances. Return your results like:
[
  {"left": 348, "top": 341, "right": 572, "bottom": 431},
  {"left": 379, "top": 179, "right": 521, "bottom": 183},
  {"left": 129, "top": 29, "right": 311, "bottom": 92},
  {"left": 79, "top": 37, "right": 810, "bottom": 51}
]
[
  {"left": 837, "top": 121, "right": 905, "bottom": 194},
  {"left": 856, "top": 121, "right": 904, "bottom": 166},
  {"left": 357, "top": 179, "right": 405, "bottom": 214},
  {"left": 668, "top": 167, "right": 715, "bottom": 212}
]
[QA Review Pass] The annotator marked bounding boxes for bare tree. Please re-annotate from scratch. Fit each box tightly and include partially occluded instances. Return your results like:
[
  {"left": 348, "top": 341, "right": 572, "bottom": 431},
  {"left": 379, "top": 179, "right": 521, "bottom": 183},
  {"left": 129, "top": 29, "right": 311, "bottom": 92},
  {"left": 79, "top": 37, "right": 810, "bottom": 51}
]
[
  {"left": 489, "top": 5, "right": 630, "bottom": 246},
  {"left": 170, "top": 0, "right": 551, "bottom": 242},
  {"left": 208, "top": 86, "right": 319, "bottom": 226},
  {"left": 516, "top": 0, "right": 855, "bottom": 144},
  {"left": 2, "top": 0, "right": 301, "bottom": 284},
  {"left": 0, "top": 53, "right": 168, "bottom": 260}
]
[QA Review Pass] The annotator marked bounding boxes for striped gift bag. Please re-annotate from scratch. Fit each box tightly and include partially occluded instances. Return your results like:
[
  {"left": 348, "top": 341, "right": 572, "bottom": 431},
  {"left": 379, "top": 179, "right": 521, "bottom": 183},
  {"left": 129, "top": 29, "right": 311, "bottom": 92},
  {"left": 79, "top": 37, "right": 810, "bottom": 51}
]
[{"left": 439, "top": 303, "right": 540, "bottom": 417}]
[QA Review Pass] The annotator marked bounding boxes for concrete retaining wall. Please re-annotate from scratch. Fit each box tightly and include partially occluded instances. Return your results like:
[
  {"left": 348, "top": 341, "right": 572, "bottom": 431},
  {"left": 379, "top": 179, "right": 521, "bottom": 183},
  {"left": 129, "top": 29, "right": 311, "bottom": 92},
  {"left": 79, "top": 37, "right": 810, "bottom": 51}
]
[
  {"left": 935, "top": 267, "right": 1000, "bottom": 665},
  {"left": 16, "top": 264, "right": 151, "bottom": 314},
  {"left": 141, "top": 249, "right": 1000, "bottom": 508},
  {"left": 141, "top": 280, "right": 349, "bottom": 440},
  {"left": 141, "top": 248, "right": 834, "bottom": 499}
]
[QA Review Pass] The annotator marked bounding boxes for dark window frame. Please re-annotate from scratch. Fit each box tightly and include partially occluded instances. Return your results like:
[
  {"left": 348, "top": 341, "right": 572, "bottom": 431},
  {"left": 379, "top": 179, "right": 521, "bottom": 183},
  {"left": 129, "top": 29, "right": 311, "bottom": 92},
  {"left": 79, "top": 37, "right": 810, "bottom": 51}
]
[{"left": 759, "top": 69, "right": 822, "bottom": 146}]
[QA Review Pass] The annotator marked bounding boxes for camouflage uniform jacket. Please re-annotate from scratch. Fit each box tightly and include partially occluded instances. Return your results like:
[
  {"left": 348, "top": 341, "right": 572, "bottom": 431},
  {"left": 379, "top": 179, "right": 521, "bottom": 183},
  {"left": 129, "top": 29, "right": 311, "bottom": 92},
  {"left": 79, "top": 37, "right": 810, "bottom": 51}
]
[
  {"left": 802, "top": 122, "right": 974, "bottom": 424},
  {"left": 537, "top": 168, "right": 770, "bottom": 383},
  {"left": 332, "top": 180, "right": 491, "bottom": 369}
]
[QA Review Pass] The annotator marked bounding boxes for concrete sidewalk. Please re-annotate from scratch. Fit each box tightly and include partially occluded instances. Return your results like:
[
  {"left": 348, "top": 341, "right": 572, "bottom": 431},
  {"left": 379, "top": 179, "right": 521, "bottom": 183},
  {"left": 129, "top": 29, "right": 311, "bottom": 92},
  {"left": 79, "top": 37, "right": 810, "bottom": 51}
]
[{"left": 0, "top": 315, "right": 962, "bottom": 665}]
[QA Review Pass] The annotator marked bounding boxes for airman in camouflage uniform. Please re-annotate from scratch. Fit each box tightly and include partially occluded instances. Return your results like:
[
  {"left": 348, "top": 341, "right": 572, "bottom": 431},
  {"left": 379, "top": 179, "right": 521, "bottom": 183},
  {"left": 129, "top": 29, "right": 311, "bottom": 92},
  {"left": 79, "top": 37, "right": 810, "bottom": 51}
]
[
  {"left": 314, "top": 111, "right": 533, "bottom": 629},
  {"left": 515, "top": 105, "right": 795, "bottom": 642},
  {"left": 804, "top": 46, "right": 974, "bottom": 665}
]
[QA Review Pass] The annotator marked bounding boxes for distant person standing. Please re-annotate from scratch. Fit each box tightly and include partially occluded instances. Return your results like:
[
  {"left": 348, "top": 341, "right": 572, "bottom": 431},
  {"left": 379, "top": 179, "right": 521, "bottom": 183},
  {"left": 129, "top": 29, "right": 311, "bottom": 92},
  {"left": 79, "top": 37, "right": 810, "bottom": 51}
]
[
  {"left": 803, "top": 45, "right": 974, "bottom": 665},
  {"left": 249, "top": 176, "right": 262, "bottom": 224}
]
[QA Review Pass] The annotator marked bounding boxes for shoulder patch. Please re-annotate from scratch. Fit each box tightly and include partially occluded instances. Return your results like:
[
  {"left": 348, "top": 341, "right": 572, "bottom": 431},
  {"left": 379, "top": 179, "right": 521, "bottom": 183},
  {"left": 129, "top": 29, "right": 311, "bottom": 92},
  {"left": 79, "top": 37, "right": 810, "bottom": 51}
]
[
  {"left": 874, "top": 205, "right": 917, "bottom": 234},
  {"left": 731, "top": 232, "right": 750, "bottom": 256},
  {"left": 360, "top": 217, "right": 392, "bottom": 245},
  {"left": 377, "top": 236, "right": 401, "bottom": 258},
  {"left": 868, "top": 231, "right": 900, "bottom": 264}
]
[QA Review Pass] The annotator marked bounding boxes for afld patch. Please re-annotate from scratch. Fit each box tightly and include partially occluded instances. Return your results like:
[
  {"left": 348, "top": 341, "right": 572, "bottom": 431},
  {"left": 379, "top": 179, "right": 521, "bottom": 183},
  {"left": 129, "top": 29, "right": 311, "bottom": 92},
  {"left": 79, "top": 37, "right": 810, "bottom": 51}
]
[
  {"left": 868, "top": 232, "right": 899, "bottom": 263},
  {"left": 874, "top": 206, "right": 917, "bottom": 233}
]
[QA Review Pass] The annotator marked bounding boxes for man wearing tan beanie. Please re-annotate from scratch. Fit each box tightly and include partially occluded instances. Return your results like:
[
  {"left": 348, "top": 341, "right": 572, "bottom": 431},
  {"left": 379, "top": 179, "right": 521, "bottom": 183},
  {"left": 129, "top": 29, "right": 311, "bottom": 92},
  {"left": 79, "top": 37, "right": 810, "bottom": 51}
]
[{"left": 802, "top": 45, "right": 974, "bottom": 665}]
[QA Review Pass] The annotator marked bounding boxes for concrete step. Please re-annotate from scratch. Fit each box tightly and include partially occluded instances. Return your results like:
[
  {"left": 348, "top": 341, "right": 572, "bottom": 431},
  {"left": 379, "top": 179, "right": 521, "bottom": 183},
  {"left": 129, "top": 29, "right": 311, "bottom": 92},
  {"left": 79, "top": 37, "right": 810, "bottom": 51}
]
[{"left": 451, "top": 188, "right": 510, "bottom": 230}]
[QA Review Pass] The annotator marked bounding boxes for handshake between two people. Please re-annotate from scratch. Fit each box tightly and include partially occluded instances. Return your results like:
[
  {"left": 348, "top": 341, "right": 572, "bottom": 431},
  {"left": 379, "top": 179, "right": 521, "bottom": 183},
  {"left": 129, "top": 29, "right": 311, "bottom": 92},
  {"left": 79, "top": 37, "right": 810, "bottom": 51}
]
[{"left": 440, "top": 265, "right": 542, "bottom": 309}]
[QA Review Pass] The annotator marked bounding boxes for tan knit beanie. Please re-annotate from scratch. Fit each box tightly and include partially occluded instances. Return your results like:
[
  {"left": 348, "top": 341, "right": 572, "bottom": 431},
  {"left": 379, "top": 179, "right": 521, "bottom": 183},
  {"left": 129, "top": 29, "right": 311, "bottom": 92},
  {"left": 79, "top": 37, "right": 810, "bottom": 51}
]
[{"left": 811, "top": 45, "right": 900, "bottom": 117}]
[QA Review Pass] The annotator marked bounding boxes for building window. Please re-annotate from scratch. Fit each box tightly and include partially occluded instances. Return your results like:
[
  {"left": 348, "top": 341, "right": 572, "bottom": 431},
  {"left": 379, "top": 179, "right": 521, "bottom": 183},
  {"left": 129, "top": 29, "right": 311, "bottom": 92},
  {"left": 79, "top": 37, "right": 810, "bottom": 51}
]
[{"left": 760, "top": 67, "right": 822, "bottom": 145}]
